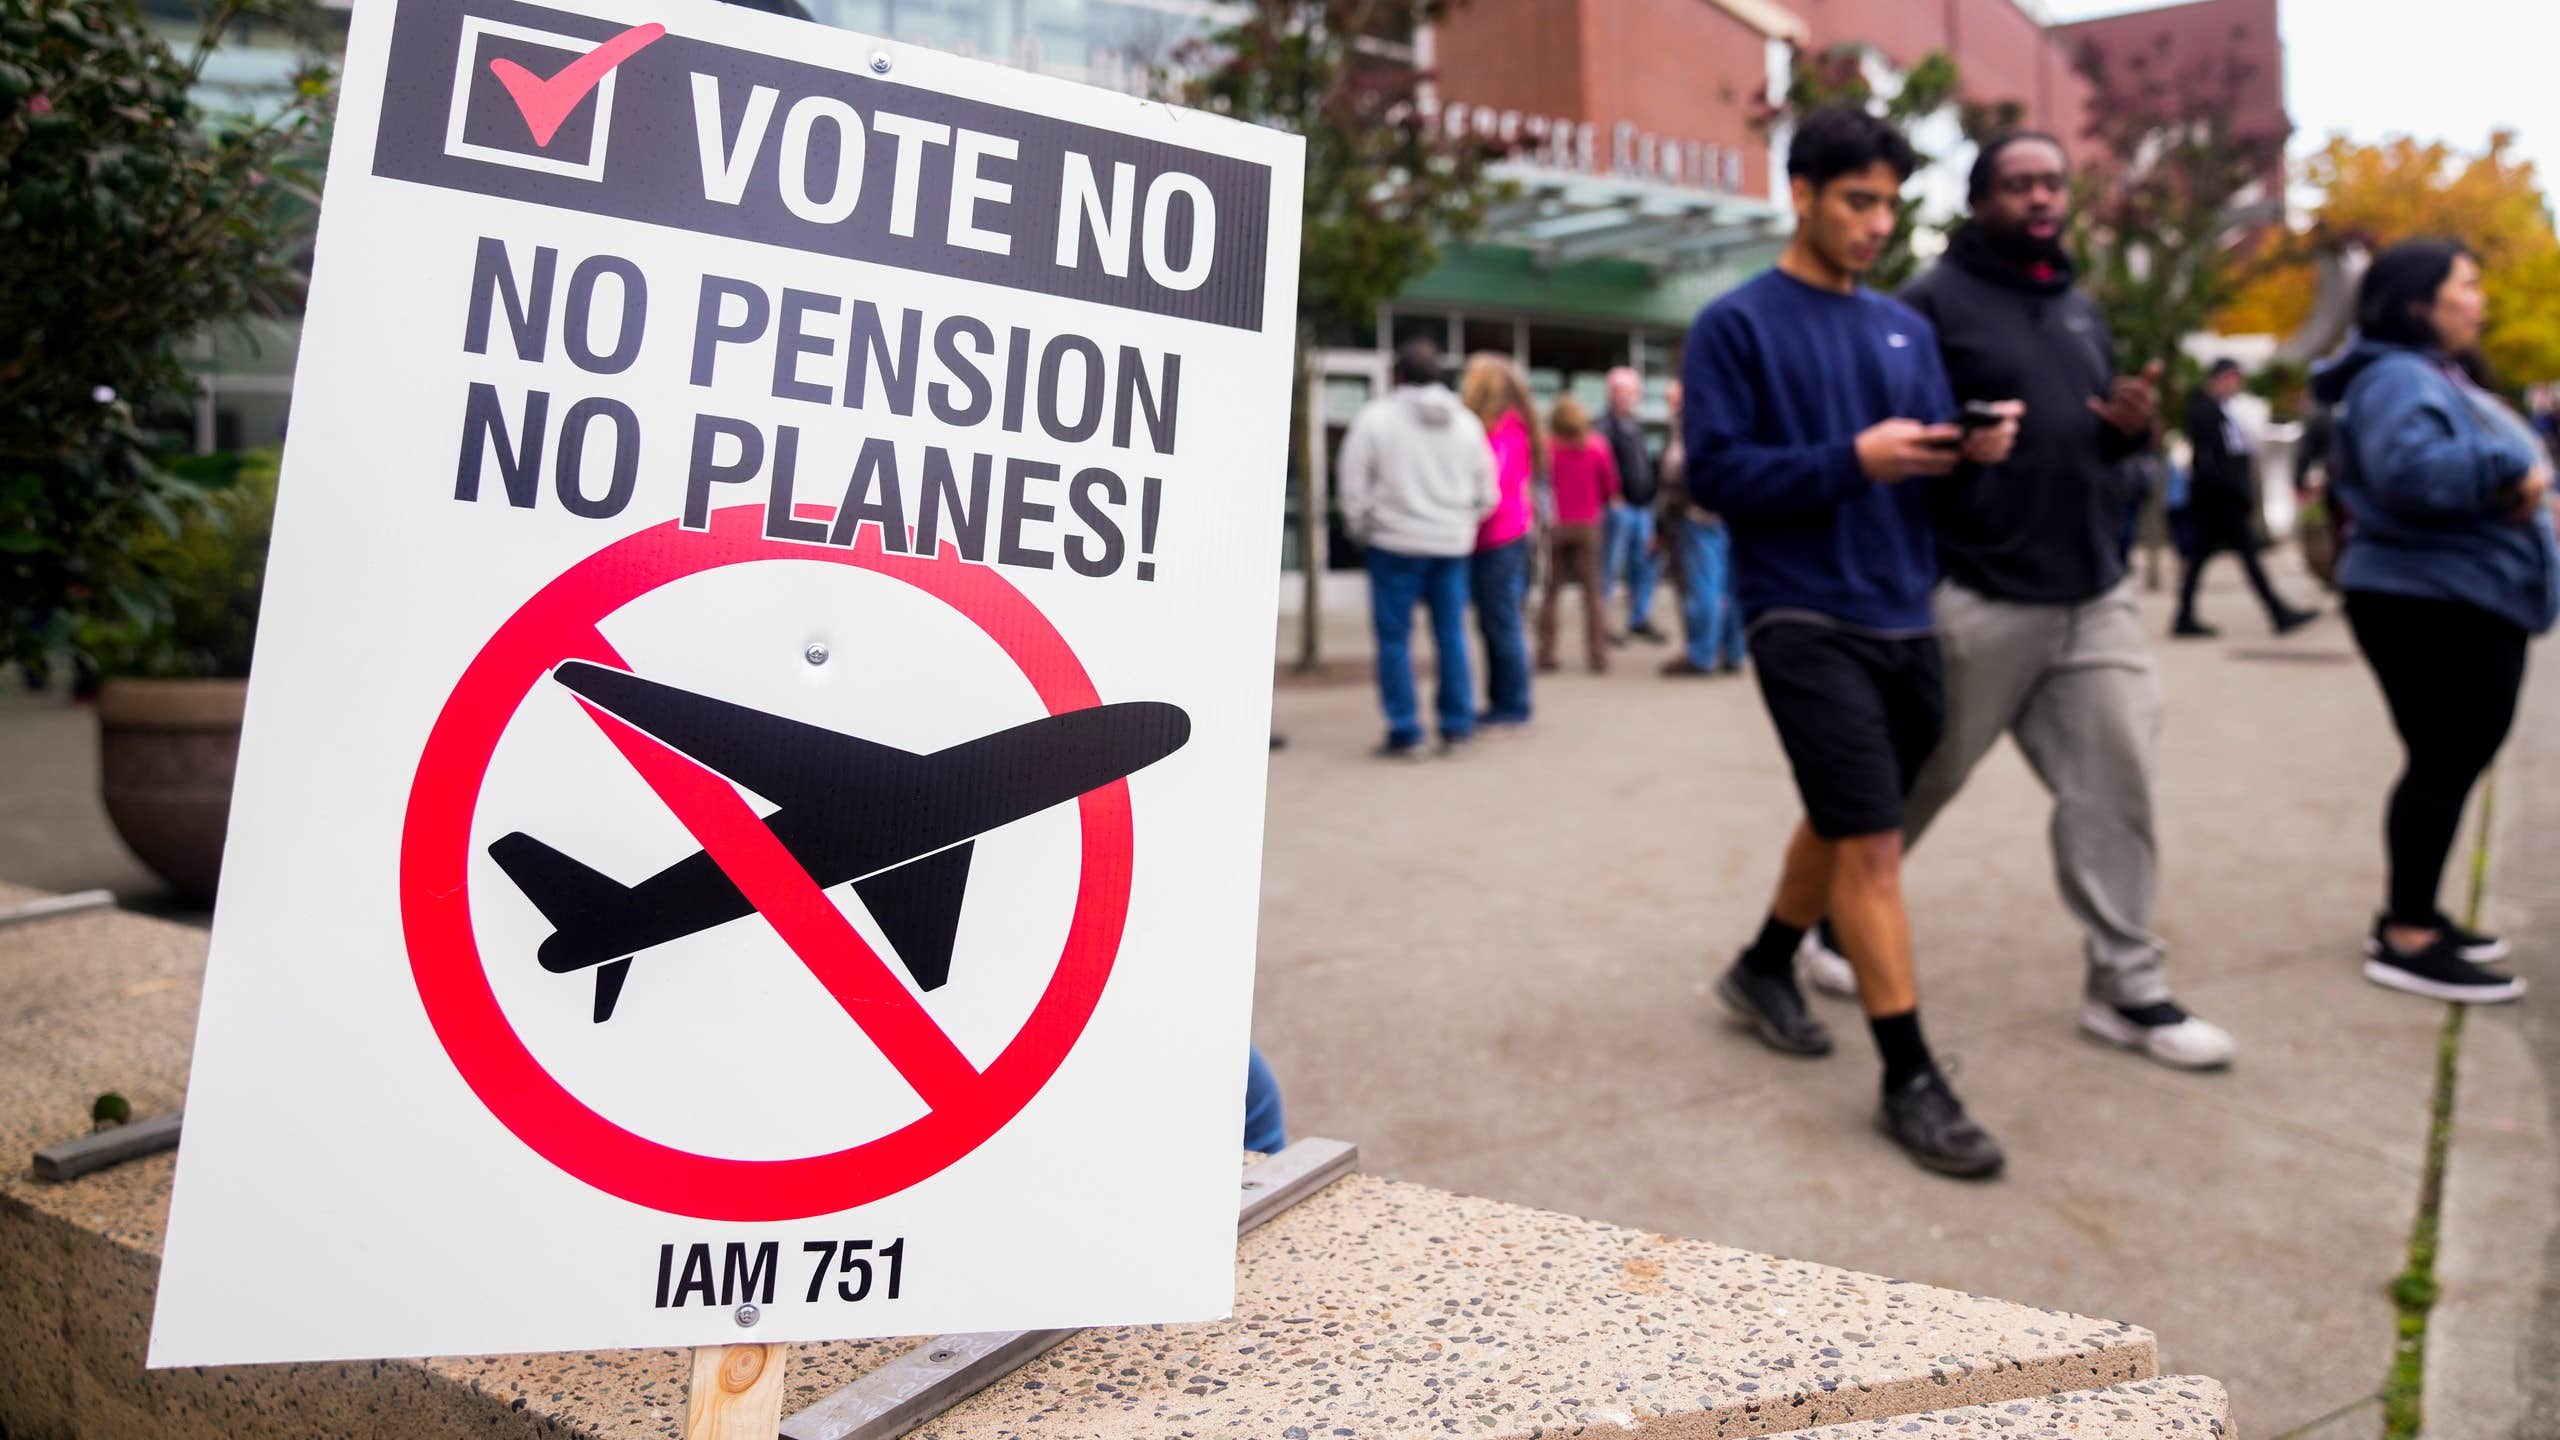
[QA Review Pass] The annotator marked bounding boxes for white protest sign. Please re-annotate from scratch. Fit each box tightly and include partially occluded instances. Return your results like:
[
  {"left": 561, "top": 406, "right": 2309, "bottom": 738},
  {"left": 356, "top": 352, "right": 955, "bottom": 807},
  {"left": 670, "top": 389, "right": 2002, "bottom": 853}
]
[{"left": 149, "top": 0, "right": 1300, "bottom": 1365}]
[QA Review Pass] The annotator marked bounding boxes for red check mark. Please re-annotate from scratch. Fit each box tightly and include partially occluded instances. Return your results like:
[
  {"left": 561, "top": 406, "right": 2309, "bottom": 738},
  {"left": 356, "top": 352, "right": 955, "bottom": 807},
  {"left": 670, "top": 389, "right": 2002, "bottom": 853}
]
[{"left": 487, "top": 21, "right": 666, "bottom": 148}]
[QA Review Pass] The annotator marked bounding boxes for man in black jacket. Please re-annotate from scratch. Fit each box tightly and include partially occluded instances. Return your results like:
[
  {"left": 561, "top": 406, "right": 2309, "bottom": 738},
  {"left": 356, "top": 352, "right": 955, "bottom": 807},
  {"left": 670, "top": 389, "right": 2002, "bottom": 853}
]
[
  {"left": 2176, "top": 358, "right": 2319, "bottom": 636},
  {"left": 1797, "top": 132, "right": 2236, "bottom": 1071}
]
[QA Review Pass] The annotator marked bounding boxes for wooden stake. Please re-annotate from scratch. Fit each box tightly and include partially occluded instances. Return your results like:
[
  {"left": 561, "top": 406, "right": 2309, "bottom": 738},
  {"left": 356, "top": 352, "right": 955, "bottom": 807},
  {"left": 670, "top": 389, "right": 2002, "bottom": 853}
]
[{"left": 685, "top": 1343, "right": 789, "bottom": 1440}]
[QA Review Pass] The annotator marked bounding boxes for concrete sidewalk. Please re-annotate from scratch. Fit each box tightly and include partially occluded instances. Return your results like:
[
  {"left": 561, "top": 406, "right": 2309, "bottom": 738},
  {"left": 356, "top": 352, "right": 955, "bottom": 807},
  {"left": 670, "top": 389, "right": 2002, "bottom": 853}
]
[
  {"left": 0, "top": 686, "right": 172, "bottom": 909},
  {"left": 1255, "top": 556, "right": 2549, "bottom": 1438},
  {"left": 2429, "top": 637, "right": 2560, "bottom": 1439}
]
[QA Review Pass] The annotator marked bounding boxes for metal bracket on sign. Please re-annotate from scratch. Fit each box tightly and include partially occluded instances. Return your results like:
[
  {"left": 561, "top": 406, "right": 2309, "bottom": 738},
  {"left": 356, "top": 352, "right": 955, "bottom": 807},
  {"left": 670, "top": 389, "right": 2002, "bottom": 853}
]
[
  {"left": 778, "top": 1136, "right": 1360, "bottom": 1440},
  {"left": 33, "top": 1112, "right": 183, "bottom": 1182},
  {"left": 0, "top": 889, "right": 115, "bottom": 930}
]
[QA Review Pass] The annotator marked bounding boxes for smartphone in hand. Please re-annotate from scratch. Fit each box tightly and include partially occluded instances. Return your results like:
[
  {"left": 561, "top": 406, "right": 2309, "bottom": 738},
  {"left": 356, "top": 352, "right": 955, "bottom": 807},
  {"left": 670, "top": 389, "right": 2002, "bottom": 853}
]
[
  {"left": 1926, "top": 401, "right": 2010, "bottom": 451},
  {"left": 1958, "top": 399, "right": 2009, "bottom": 433}
]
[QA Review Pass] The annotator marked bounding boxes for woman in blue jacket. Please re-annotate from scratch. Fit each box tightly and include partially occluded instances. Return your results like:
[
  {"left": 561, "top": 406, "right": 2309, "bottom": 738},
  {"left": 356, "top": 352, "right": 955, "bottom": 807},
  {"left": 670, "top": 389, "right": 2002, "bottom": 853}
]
[{"left": 2313, "top": 239, "right": 2557, "bottom": 1003}]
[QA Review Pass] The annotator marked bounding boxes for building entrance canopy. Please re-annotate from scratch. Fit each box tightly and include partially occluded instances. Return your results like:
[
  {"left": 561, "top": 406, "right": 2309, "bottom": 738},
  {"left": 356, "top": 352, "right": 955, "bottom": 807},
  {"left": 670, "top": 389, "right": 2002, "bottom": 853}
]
[{"left": 1473, "top": 161, "right": 1789, "bottom": 275}]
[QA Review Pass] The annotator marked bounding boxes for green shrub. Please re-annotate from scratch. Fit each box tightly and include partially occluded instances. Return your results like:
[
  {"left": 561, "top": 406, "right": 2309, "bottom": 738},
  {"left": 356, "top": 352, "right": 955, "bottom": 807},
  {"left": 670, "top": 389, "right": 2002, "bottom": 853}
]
[
  {"left": 0, "top": 0, "right": 327, "bottom": 679},
  {"left": 74, "top": 448, "right": 275, "bottom": 678}
]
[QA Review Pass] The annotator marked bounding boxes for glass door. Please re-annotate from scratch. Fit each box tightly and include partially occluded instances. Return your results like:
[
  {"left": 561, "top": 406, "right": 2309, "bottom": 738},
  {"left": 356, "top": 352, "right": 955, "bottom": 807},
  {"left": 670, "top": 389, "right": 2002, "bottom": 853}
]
[{"left": 1297, "top": 349, "right": 1389, "bottom": 573}]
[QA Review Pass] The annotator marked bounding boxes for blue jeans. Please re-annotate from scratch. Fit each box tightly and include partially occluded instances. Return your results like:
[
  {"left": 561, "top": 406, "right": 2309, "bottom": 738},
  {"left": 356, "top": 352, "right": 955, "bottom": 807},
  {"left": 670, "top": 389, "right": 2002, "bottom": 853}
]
[
  {"left": 1673, "top": 516, "right": 1746, "bottom": 669},
  {"left": 1604, "top": 504, "right": 1660, "bottom": 628},
  {"left": 1366, "top": 547, "right": 1475, "bottom": 746},
  {"left": 1244, "top": 1046, "right": 1285, "bottom": 1154},
  {"left": 1469, "top": 537, "right": 1534, "bottom": 723}
]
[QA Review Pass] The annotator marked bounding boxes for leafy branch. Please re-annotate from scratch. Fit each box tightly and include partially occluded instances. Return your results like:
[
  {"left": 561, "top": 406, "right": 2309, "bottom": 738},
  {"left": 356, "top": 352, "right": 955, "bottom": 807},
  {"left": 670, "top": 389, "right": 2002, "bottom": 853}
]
[
  {"left": 1752, "top": 44, "right": 1970, "bottom": 292},
  {"left": 0, "top": 0, "right": 334, "bottom": 677},
  {"left": 1168, "top": 0, "right": 1510, "bottom": 667},
  {"left": 2066, "top": 30, "right": 2287, "bottom": 391}
]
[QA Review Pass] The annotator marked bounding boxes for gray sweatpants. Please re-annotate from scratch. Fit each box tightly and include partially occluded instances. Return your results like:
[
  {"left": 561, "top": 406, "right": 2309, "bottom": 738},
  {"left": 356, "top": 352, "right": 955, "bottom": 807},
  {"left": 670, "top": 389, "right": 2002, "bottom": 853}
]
[{"left": 1904, "top": 580, "right": 2171, "bottom": 1007}]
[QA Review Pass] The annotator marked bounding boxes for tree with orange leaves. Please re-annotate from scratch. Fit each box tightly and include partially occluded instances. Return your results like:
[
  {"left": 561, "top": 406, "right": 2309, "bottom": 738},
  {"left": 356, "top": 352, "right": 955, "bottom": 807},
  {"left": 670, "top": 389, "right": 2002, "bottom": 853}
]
[{"left": 2222, "top": 132, "right": 2560, "bottom": 383}]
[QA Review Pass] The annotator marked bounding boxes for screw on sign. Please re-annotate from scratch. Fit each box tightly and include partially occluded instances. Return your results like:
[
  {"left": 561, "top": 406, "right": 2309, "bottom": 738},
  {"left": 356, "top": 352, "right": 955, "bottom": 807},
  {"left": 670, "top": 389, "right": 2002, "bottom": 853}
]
[{"left": 399, "top": 503, "right": 1190, "bottom": 1222}]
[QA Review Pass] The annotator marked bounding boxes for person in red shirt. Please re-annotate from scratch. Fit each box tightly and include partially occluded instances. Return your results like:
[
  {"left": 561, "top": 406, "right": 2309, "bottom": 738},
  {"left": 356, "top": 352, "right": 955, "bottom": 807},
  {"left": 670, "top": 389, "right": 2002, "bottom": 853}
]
[{"left": 1539, "top": 394, "right": 1620, "bottom": 672}]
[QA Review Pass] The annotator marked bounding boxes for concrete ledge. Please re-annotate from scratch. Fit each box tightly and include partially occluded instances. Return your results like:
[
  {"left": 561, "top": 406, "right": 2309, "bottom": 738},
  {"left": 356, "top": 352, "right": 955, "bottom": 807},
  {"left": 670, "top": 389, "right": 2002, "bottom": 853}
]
[
  {"left": 1778, "top": 1376, "right": 2229, "bottom": 1437},
  {"left": 886, "top": 1171, "right": 2156, "bottom": 1438},
  {"left": 4, "top": 887, "right": 2165, "bottom": 1439}
]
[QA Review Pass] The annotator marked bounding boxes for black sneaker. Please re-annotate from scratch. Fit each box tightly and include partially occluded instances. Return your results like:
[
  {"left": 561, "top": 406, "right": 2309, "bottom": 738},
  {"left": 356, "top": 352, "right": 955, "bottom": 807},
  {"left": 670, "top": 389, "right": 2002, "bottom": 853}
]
[
  {"left": 2273, "top": 606, "right": 2322, "bottom": 636},
  {"left": 1715, "top": 960, "right": 1833, "bottom": 1057},
  {"left": 2439, "top": 914, "right": 2511, "bottom": 962},
  {"left": 2364, "top": 930, "right": 2525, "bottom": 1004},
  {"left": 2364, "top": 914, "right": 2510, "bottom": 964},
  {"left": 1629, "top": 621, "right": 1670, "bottom": 644},
  {"left": 1373, "top": 738, "right": 1426, "bottom": 762},
  {"left": 1877, "top": 1069, "right": 2006, "bottom": 1179},
  {"left": 2171, "top": 617, "right": 2220, "bottom": 639}
]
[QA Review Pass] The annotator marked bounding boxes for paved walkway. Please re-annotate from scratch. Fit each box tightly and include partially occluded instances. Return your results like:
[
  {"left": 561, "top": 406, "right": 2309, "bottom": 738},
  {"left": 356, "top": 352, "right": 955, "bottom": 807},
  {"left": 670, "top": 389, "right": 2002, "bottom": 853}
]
[
  {"left": 2433, "top": 630, "right": 2560, "bottom": 1440},
  {"left": 0, "top": 685, "right": 170, "bottom": 905},
  {"left": 1256, "top": 557, "right": 2551, "bottom": 1438},
  {"left": 4, "top": 556, "right": 2550, "bottom": 1434}
]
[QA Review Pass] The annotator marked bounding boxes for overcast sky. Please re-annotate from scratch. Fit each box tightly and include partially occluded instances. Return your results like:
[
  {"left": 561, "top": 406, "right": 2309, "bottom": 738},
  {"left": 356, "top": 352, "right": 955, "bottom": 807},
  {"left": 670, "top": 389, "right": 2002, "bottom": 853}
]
[{"left": 2038, "top": 0, "right": 2560, "bottom": 197}]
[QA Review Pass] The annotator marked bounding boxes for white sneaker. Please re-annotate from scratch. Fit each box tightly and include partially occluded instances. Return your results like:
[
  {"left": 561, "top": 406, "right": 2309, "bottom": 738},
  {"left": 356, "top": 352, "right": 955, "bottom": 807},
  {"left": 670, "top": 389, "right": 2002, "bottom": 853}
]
[
  {"left": 1797, "top": 929, "right": 1859, "bottom": 999},
  {"left": 2079, "top": 1002, "right": 2235, "bottom": 1071}
]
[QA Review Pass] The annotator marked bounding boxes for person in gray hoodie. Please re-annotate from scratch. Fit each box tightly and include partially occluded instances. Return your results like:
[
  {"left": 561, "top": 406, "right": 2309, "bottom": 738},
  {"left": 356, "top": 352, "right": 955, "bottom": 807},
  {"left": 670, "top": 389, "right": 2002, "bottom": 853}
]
[
  {"left": 2313, "top": 238, "right": 2557, "bottom": 1004},
  {"left": 1337, "top": 339, "right": 1499, "bottom": 756}
]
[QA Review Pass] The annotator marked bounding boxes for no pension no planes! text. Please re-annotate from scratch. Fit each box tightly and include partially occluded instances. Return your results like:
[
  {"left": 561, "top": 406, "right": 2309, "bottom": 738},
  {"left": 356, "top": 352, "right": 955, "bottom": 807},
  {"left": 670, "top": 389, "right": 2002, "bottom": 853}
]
[{"left": 452, "top": 235, "right": 1187, "bottom": 582}]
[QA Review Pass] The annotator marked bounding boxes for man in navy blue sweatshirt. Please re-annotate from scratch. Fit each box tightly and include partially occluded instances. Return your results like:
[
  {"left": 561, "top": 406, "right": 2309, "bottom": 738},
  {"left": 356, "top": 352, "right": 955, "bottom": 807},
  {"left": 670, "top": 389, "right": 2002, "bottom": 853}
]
[{"left": 1684, "top": 106, "right": 2021, "bottom": 1179}]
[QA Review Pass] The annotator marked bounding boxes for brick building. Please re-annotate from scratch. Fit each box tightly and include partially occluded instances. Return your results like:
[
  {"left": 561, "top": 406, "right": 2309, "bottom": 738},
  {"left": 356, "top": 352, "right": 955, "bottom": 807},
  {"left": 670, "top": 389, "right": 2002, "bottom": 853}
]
[
  {"left": 1281, "top": 0, "right": 2287, "bottom": 572},
  {"left": 1405, "top": 0, "right": 2289, "bottom": 343},
  {"left": 2051, "top": 0, "right": 2289, "bottom": 146},
  {"left": 178, "top": 0, "right": 2286, "bottom": 574}
]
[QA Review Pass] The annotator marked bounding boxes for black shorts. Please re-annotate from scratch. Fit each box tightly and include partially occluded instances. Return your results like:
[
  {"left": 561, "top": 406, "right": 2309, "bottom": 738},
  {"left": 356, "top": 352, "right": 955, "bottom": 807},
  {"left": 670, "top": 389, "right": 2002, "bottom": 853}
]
[{"left": 1747, "top": 620, "right": 1946, "bottom": 840}]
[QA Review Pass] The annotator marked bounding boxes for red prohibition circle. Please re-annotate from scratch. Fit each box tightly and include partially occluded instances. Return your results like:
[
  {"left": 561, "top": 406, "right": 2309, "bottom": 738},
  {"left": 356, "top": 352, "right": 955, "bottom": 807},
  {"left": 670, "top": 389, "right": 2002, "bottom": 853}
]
[{"left": 399, "top": 503, "right": 1132, "bottom": 1222}]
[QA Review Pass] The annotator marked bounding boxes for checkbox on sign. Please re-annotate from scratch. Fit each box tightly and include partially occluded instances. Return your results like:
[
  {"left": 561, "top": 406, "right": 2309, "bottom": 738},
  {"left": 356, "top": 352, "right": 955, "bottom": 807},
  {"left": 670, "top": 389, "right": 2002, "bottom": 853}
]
[{"left": 442, "top": 17, "right": 658, "bottom": 180}]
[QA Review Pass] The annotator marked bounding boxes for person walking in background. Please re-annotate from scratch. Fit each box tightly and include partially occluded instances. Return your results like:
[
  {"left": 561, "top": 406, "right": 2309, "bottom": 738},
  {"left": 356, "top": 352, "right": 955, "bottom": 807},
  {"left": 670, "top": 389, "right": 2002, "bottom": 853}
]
[
  {"left": 1599, "top": 367, "right": 1669, "bottom": 645},
  {"left": 2313, "top": 239, "right": 2554, "bottom": 1002},
  {"left": 1336, "top": 338, "right": 1497, "bottom": 759},
  {"left": 1538, "top": 394, "right": 1619, "bottom": 673},
  {"left": 2292, "top": 405, "right": 2348, "bottom": 590},
  {"left": 2292, "top": 404, "right": 2336, "bottom": 500},
  {"left": 2174, "top": 358, "right": 2319, "bottom": 638},
  {"left": 1685, "top": 105, "right": 2021, "bottom": 1178},
  {"left": 1463, "top": 353, "right": 1541, "bottom": 729},
  {"left": 1244, "top": 1046, "right": 1287, "bottom": 1154},
  {"left": 1656, "top": 379, "right": 1746, "bottom": 677},
  {"left": 2528, "top": 384, "right": 2558, "bottom": 454},
  {"left": 2164, "top": 444, "right": 2207, "bottom": 579},
  {"left": 1789, "top": 131, "right": 2234, "bottom": 1071}
]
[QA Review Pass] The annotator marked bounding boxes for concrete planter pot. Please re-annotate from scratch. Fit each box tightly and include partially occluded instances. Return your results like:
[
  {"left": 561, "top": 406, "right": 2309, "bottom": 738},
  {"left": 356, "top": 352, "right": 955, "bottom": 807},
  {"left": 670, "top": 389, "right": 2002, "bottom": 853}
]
[{"left": 96, "top": 677, "right": 248, "bottom": 903}]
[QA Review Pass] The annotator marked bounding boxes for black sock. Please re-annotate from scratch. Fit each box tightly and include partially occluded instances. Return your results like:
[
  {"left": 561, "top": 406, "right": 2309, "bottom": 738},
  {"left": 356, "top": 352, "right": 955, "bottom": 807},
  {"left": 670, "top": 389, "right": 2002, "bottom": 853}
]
[
  {"left": 1817, "top": 918, "right": 1842, "bottom": 954},
  {"left": 1741, "top": 915, "right": 1806, "bottom": 978},
  {"left": 1870, "top": 1009, "right": 1935, "bottom": 1090}
]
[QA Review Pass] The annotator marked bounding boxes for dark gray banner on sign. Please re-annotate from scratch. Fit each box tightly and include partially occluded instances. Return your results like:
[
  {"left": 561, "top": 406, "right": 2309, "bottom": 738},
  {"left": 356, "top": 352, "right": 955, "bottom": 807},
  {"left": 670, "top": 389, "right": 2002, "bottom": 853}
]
[{"left": 374, "top": 0, "right": 1274, "bottom": 330}]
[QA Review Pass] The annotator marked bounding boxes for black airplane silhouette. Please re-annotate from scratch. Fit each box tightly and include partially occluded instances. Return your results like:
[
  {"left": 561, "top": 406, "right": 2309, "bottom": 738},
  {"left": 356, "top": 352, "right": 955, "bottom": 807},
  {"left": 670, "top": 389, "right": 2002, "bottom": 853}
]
[{"left": 488, "top": 660, "right": 1190, "bottom": 1023}]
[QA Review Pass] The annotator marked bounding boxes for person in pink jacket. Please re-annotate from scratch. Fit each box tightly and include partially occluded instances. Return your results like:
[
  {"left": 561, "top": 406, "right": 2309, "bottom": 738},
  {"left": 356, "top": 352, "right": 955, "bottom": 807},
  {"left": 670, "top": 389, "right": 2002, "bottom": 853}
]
[
  {"left": 1462, "top": 353, "right": 1541, "bottom": 725},
  {"left": 1539, "top": 394, "right": 1620, "bottom": 672}
]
